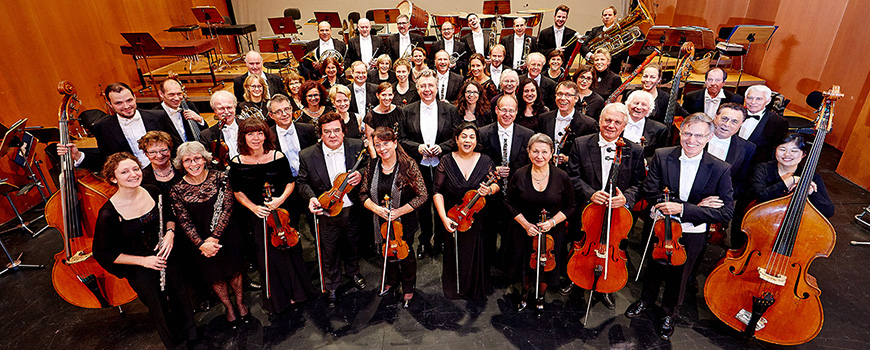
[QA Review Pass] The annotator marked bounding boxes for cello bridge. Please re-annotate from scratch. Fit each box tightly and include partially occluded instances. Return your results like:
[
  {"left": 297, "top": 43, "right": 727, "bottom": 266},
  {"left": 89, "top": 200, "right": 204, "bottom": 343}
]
[
  {"left": 757, "top": 267, "right": 786, "bottom": 286},
  {"left": 735, "top": 309, "right": 767, "bottom": 331},
  {"left": 67, "top": 251, "right": 92, "bottom": 264}
]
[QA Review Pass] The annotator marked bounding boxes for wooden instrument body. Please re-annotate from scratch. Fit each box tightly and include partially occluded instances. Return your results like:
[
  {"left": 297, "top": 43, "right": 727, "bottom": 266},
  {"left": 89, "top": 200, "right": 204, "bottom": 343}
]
[
  {"left": 447, "top": 190, "right": 486, "bottom": 233},
  {"left": 651, "top": 215, "right": 687, "bottom": 266},
  {"left": 381, "top": 220, "right": 409, "bottom": 260},
  {"left": 704, "top": 195, "right": 834, "bottom": 345},
  {"left": 530, "top": 234, "right": 556, "bottom": 272},
  {"left": 567, "top": 202, "right": 632, "bottom": 293},
  {"left": 318, "top": 172, "right": 353, "bottom": 217},
  {"left": 210, "top": 120, "right": 230, "bottom": 169},
  {"left": 268, "top": 207, "right": 298, "bottom": 248}
]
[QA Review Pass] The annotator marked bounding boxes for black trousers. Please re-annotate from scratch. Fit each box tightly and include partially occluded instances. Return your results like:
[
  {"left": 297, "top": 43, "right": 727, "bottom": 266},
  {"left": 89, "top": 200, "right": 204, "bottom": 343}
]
[
  {"left": 314, "top": 205, "right": 362, "bottom": 291},
  {"left": 125, "top": 265, "right": 196, "bottom": 349},
  {"left": 416, "top": 164, "right": 446, "bottom": 250},
  {"left": 384, "top": 245, "right": 417, "bottom": 293},
  {"left": 638, "top": 231, "right": 706, "bottom": 317}
]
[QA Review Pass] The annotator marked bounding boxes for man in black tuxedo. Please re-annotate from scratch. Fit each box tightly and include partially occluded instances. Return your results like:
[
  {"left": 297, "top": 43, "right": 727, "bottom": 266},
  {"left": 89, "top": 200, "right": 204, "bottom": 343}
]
[
  {"left": 564, "top": 102, "right": 646, "bottom": 306},
  {"left": 266, "top": 94, "right": 318, "bottom": 177},
  {"left": 429, "top": 21, "right": 468, "bottom": 76},
  {"left": 200, "top": 91, "right": 243, "bottom": 167},
  {"left": 539, "top": 81, "right": 598, "bottom": 167},
  {"left": 460, "top": 13, "right": 490, "bottom": 58},
  {"left": 487, "top": 44, "right": 507, "bottom": 90},
  {"left": 580, "top": 6, "right": 625, "bottom": 73},
  {"left": 538, "top": 5, "right": 577, "bottom": 57},
  {"left": 520, "top": 52, "right": 556, "bottom": 109},
  {"left": 346, "top": 19, "right": 384, "bottom": 69},
  {"left": 155, "top": 78, "right": 207, "bottom": 142},
  {"left": 622, "top": 90, "right": 668, "bottom": 160},
  {"left": 681, "top": 68, "right": 744, "bottom": 116},
  {"left": 232, "top": 51, "right": 287, "bottom": 102},
  {"left": 388, "top": 14, "right": 425, "bottom": 61},
  {"left": 298, "top": 111, "right": 368, "bottom": 307},
  {"left": 398, "top": 69, "right": 461, "bottom": 258},
  {"left": 625, "top": 113, "right": 734, "bottom": 340},
  {"left": 61, "top": 82, "right": 180, "bottom": 169},
  {"left": 346, "top": 61, "right": 378, "bottom": 114},
  {"left": 500, "top": 17, "right": 537, "bottom": 73},
  {"left": 738, "top": 84, "right": 788, "bottom": 164},
  {"left": 433, "top": 50, "right": 464, "bottom": 103},
  {"left": 303, "top": 21, "right": 349, "bottom": 79}
]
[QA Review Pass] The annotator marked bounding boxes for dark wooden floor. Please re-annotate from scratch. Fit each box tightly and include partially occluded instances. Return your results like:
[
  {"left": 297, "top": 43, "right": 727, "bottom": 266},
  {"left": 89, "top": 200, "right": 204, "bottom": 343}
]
[{"left": 1, "top": 145, "right": 869, "bottom": 350}]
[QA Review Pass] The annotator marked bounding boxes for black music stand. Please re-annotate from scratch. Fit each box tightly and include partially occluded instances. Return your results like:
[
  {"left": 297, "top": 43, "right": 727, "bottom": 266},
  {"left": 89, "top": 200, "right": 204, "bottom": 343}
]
[
  {"left": 646, "top": 26, "right": 714, "bottom": 68},
  {"left": 120, "top": 33, "right": 162, "bottom": 93},
  {"left": 192, "top": 6, "right": 230, "bottom": 69},
  {"left": 483, "top": 1, "right": 511, "bottom": 15},
  {"left": 722, "top": 25, "right": 778, "bottom": 91},
  {"left": 0, "top": 119, "right": 50, "bottom": 239},
  {"left": 314, "top": 12, "right": 342, "bottom": 29},
  {"left": 268, "top": 17, "right": 299, "bottom": 37},
  {"left": 370, "top": 8, "right": 400, "bottom": 34},
  {"left": 260, "top": 36, "right": 297, "bottom": 73}
]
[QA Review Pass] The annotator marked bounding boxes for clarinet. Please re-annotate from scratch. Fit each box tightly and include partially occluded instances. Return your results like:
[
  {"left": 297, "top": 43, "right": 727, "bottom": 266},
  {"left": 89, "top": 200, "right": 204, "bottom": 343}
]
[
  {"left": 501, "top": 138, "right": 509, "bottom": 190},
  {"left": 157, "top": 195, "right": 166, "bottom": 292}
]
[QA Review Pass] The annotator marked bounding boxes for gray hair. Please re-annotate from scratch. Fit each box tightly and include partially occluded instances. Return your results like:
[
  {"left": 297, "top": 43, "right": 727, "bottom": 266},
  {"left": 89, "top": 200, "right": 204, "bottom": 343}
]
[
  {"left": 173, "top": 141, "right": 213, "bottom": 170},
  {"left": 500, "top": 69, "right": 519, "bottom": 85},
  {"left": 600, "top": 102, "right": 630, "bottom": 123},
  {"left": 527, "top": 52, "right": 546, "bottom": 65},
  {"left": 745, "top": 84, "right": 772, "bottom": 102},
  {"left": 528, "top": 133, "right": 554, "bottom": 151},
  {"left": 625, "top": 90, "right": 655, "bottom": 111},
  {"left": 210, "top": 90, "right": 237, "bottom": 108},
  {"left": 267, "top": 93, "right": 290, "bottom": 111},
  {"left": 415, "top": 69, "right": 437, "bottom": 89},
  {"left": 681, "top": 112, "right": 715, "bottom": 135}
]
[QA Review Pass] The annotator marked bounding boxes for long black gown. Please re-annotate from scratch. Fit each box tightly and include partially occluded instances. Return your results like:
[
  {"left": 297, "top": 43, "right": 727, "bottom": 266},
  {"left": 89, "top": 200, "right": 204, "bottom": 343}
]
[
  {"left": 433, "top": 153, "right": 496, "bottom": 300},
  {"left": 364, "top": 106, "right": 404, "bottom": 132},
  {"left": 230, "top": 152, "right": 312, "bottom": 314}
]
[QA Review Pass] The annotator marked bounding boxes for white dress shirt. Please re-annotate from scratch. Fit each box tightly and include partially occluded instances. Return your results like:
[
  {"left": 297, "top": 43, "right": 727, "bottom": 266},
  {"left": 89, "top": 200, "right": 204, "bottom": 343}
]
[
  {"left": 678, "top": 150, "right": 706, "bottom": 233},
  {"left": 513, "top": 34, "right": 525, "bottom": 68},
  {"left": 419, "top": 101, "right": 439, "bottom": 167},
  {"left": 222, "top": 121, "right": 240, "bottom": 159},
  {"left": 275, "top": 124, "right": 301, "bottom": 176},
  {"left": 322, "top": 144, "right": 353, "bottom": 206},
  {"left": 554, "top": 27, "right": 564, "bottom": 49},
  {"left": 399, "top": 33, "right": 411, "bottom": 58},
  {"left": 444, "top": 38, "right": 454, "bottom": 54},
  {"left": 161, "top": 102, "right": 187, "bottom": 141},
  {"left": 472, "top": 30, "right": 485, "bottom": 54},
  {"left": 490, "top": 65, "right": 503, "bottom": 88},
  {"left": 707, "top": 135, "right": 731, "bottom": 161},
  {"left": 360, "top": 35, "right": 374, "bottom": 65},
  {"left": 319, "top": 38, "right": 335, "bottom": 53},
  {"left": 353, "top": 83, "right": 367, "bottom": 114},
  {"left": 554, "top": 108, "right": 574, "bottom": 144},
  {"left": 738, "top": 111, "right": 764, "bottom": 139},
  {"left": 623, "top": 117, "right": 645, "bottom": 144},
  {"left": 498, "top": 123, "right": 514, "bottom": 163},
  {"left": 703, "top": 89, "right": 726, "bottom": 120},
  {"left": 598, "top": 135, "right": 616, "bottom": 190},
  {"left": 437, "top": 71, "right": 449, "bottom": 101},
  {"left": 118, "top": 111, "right": 150, "bottom": 166}
]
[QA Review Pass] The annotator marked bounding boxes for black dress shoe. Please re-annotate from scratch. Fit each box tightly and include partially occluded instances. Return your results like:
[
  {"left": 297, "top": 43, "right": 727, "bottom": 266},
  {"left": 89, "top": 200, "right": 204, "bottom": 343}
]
[
  {"left": 595, "top": 292, "right": 616, "bottom": 310},
  {"left": 517, "top": 300, "right": 528, "bottom": 312},
  {"left": 658, "top": 315, "right": 675, "bottom": 340},
  {"left": 327, "top": 290, "right": 338, "bottom": 309},
  {"left": 378, "top": 285, "right": 394, "bottom": 297},
  {"left": 559, "top": 281, "right": 575, "bottom": 295},
  {"left": 352, "top": 274, "right": 367, "bottom": 290},
  {"left": 240, "top": 314, "right": 255, "bottom": 324},
  {"left": 416, "top": 244, "right": 430, "bottom": 259},
  {"left": 432, "top": 243, "right": 444, "bottom": 256},
  {"left": 624, "top": 300, "right": 648, "bottom": 318},
  {"left": 244, "top": 281, "right": 262, "bottom": 291}
]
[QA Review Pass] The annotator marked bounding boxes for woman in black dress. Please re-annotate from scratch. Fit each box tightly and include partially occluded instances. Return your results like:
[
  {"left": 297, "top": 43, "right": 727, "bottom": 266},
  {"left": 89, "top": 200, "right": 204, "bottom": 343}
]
[
  {"left": 295, "top": 80, "right": 333, "bottom": 125},
  {"left": 467, "top": 53, "right": 499, "bottom": 101},
  {"left": 328, "top": 84, "right": 364, "bottom": 139},
  {"left": 230, "top": 118, "right": 312, "bottom": 314},
  {"left": 516, "top": 78, "right": 548, "bottom": 131},
  {"left": 455, "top": 80, "right": 492, "bottom": 128},
  {"left": 319, "top": 55, "right": 350, "bottom": 90},
  {"left": 368, "top": 54, "right": 398, "bottom": 85},
  {"left": 590, "top": 48, "right": 622, "bottom": 101},
  {"left": 751, "top": 133, "right": 834, "bottom": 218},
  {"left": 360, "top": 126, "right": 428, "bottom": 308},
  {"left": 410, "top": 47, "right": 429, "bottom": 82},
  {"left": 93, "top": 152, "right": 196, "bottom": 349},
  {"left": 171, "top": 142, "right": 249, "bottom": 327},
  {"left": 504, "top": 133, "right": 576, "bottom": 312},
  {"left": 433, "top": 123, "right": 498, "bottom": 301},
  {"left": 138, "top": 131, "right": 182, "bottom": 196},
  {"left": 239, "top": 75, "right": 271, "bottom": 125},
  {"left": 393, "top": 59, "right": 419, "bottom": 107},
  {"left": 364, "top": 82, "right": 404, "bottom": 156},
  {"left": 573, "top": 64, "right": 606, "bottom": 120},
  {"left": 545, "top": 50, "right": 565, "bottom": 82},
  {"left": 284, "top": 72, "right": 306, "bottom": 111}
]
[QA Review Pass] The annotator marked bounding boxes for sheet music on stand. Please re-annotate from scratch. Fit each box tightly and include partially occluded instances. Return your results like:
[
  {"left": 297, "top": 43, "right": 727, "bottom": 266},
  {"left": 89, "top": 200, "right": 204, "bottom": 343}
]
[
  {"left": 723, "top": 25, "right": 778, "bottom": 91},
  {"left": 191, "top": 6, "right": 230, "bottom": 69}
]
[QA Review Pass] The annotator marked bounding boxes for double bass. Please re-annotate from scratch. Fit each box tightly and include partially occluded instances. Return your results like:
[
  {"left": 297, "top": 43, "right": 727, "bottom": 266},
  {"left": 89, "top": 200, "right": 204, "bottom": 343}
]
[
  {"left": 47, "top": 81, "right": 137, "bottom": 308},
  {"left": 167, "top": 72, "right": 202, "bottom": 142},
  {"left": 662, "top": 42, "right": 695, "bottom": 145},
  {"left": 704, "top": 87, "right": 840, "bottom": 345}
]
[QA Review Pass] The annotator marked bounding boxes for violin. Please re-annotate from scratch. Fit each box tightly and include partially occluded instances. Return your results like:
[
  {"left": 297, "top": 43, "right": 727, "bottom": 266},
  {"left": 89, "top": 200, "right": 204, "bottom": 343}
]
[
  {"left": 651, "top": 187, "right": 687, "bottom": 266},
  {"left": 210, "top": 119, "right": 230, "bottom": 169},
  {"left": 447, "top": 171, "right": 499, "bottom": 232},
  {"left": 567, "top": 138, "right": 632, "bottom": 295},
  {"left": 317, "top": 149, "right": 367, "bottom": 216},
  {"left": 663, "top": 42, "right": 695, "bottom": 146},
  {"left": 264, "top": 182, "right": 298, "bottom": 249},
  {"left": 380, "top": 195, "right": 409, "bottom": 260},
  {"left": 704, "top": 86, "right": 841, "bottom": 345},
  {"left": 47, "top": 81, "right": 137, "bottom": 308},
  {"left": 530, "top": 210, "right": 556, "bottom": 272}
]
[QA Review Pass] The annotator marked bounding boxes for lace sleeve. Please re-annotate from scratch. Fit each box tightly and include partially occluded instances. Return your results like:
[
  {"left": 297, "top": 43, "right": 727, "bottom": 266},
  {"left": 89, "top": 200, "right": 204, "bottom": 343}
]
[
  {"left": 405, "top": 162, "right": 428, "bottom": 209},
  {"left": 210, "top": 171, "right": 234, "bottom": 240},
  {"left": 170, "top": 183, "right": 204, "bottom": 247}
]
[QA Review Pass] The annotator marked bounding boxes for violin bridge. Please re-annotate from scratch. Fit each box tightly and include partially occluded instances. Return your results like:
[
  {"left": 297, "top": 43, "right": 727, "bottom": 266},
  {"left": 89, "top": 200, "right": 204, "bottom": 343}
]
[
  {"left": 735, "top": 309, "right": 768, "bottom": 331},
  {"left": 594, "top": 249, "right": 606, "bottom": 259},
  {"left": 67, "top": 251, "right": 92, "bottom": 264},
  {"left": 757, "top": 267, "right": 787, "bottom": 286}
]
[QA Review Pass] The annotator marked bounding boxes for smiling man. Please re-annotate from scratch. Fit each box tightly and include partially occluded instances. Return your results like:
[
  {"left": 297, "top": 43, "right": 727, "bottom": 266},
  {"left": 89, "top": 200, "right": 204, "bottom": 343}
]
[
  {"left": 738, "top": 84, "right": 789, "bottom": 164},
  {"left": 681, "top": 68, "right": 744, "bottom": 117},
  {"left": 232, "top": 51, "right": 287, "bottom": 102},
  {"left": 500, "top": 17, "right": 537, "bottom": 73},
  {"left": 520, "top": 52, "right": 556, "bottom": 109},
  {"left": 538, "top": 81, "right": 598, "bottom": 167},
  {"left": 538, "top": 4, "right": 577, "bottom": 57},
  {"left": 155, "top": 78, "right": 206, "bottom": 142},
  {"left": 388, "top": 14, "right": 425, "bottom": 61}
]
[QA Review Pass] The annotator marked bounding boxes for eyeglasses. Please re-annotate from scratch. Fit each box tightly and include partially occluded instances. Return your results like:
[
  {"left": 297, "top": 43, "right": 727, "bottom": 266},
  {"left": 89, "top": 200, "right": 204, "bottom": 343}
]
[
  {"left": 498, "top": 107, "right": 517, "bottom": 114},
  {"left": 397, "top": 22, "right": 409, "bottom": 26},
  {"left": 146, "top": 148, "right": 170, "bottom": 156},
  {"left": 322, "top": 128, "right": 343, "bottom": 136},
  {"left": 680, "top": 131, "right": 710, "bottom": 139},
  {"left": 248, "top": 85, "right": 264, "bottom": 90},
  {"left": 306, "top": 93, "right": 320, "bottom": 99},
  {"left": 556, "top": 92, "right": 577, "bottom": 98},
  {"left": 465, "top": 91, "right": 480, "bottom": 95},
  {"left": 374, "top": 141, "right": 394, "bottom": 149},
  {"left": 577, "top": 76, "right": 593, "bottom": 82},
  {"left": 182, "top": 156, "right": 205, "bottom": 165},
  {"left": 270, "top": 107, "right": 294, "bottom": 115}
]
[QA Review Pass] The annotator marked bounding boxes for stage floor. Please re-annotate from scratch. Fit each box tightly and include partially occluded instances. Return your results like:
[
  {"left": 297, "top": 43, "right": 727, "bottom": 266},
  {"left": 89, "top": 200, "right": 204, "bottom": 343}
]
[{"left": 1, "top": 145, "right": 868, "bottom": 349}]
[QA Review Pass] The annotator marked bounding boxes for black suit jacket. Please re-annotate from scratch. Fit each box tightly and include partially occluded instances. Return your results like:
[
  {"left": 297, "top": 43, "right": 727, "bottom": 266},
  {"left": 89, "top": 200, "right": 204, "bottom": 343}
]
[
  {"left": 304, "top": 38, "right": 348, "bottom": 58},
  {"left": 429, "top": 39, "right": 469, "bottom": 75},
  {"left": 437, "top": 71, "right": 464, "bottom": 103},
  {"left": 91, "top": 109, "right": 181, "bottom": 165},
  {"left": 478, "top": 122, "right": 534, "bottom": 180},
  {"left": 232, "top": 72, "right": 286, "bottom": 102},
  {"left": 707, "top": 135, "right": 756, "bottom": 198},
  {"left": 580, "top": 25, "right": 605, "bottom": 57},
  {"left": 345, "top": 82, "right": 379, "bottom": 114},
  {"left": 642, "top": 146, "right": 735, "bottom": 226},
  {"left": 634, "top": 118, "right": 668, "bottom": 160},
  {"left": 520, "top": 74, "right": 556, "bottom": 109},
  {"left": 398, "top": 100, "right": 461, "bottom": 162},
  {"left": 681, "top": 89, "right": 744, "bottom": 115},
  {"left": 567, "top": 134, "right": 646, "bottom": 206},
  {"left": 460, "top": 31, "right": 491, "bottom": 57},
  {"left": 297, "top": 138, "right": 367, "bottom": 202},
  {"left": 500, "top": 34, "right": 538, "bottom": 71},
  {"left": 269, "top": 123, "right": 318, "bottom": 152},
  {"left": 388, "top": 33, "right": 425, "bottom": 60},
  {"left": 347, "top": 35, "right": 385, "bottom": 68},
  {"left": 538, "top": 109, "right": 599, "bottom": 158},
  {"left": 537, "top": 26, "right": 577, "bottom": 57},
  {"left": 150, "top": 103, "right": 206, "bottom": 142},
  {"left": 745, "top": 109, "right": 789, "bottom": 164}
]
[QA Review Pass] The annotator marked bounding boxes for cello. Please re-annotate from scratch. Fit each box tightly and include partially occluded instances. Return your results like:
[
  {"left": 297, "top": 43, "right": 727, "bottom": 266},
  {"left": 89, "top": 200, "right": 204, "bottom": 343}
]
[
  {"left": 703, "top": 87, "right": 841, "bottom": 345},
  {"left": 567, "top": 138, "right": 632, "bottom": 320},
  {"left": 47, "top": 81, "right": 137, "bottom": 308}
]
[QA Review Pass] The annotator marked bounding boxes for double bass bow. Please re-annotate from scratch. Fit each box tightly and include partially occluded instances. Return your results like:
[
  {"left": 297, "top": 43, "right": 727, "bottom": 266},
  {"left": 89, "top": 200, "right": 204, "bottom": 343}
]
[
  {"left": 703, "top": 87, "right": 841, "bottom": 345},
  {"left": 47, "top": 81, "right": 137, "bottom": 308},
  {"left": 567, "top": 138, "right": 632, "bottom": 322}
]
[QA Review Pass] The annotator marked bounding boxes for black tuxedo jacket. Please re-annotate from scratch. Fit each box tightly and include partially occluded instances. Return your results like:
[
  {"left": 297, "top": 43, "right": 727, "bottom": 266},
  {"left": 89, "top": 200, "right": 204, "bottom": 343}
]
[
  {"left": 681, "top": 89, "right": 744, "bottom": 115},
  {"left": 91, "top": 109, "right": 181, "bottom": 164},
  {"left": 707, "top": 135, "right": 756, "bottom": 198},
  {"left": 305, "top": 38, "right": 348, "bottom": 58},
  {"left": 297, "top": 138, "right": 367, "bottom": 202},
  {"left": 642, "top": 146, "right": 735, "bottom": 226},
  {"left": 520, "top": 74, "right": 556, "bottom": 109},
  {"left": 580, "top": 25, "right": 605, "bottom": 57},
  {"left": 500, "top": 34, "right": 538, "bottom": 71},
  {"left": 232, "top": 72, "right": 287, "bottom": 102},
  {"left": 388, "top": 33, "right": 425, "bottom": 60},
  {"left": 538, "top": 26, "right": 577, "bottom": 57},
  {"left": 429, "top": 39, "right": 469, "bottom": 74},
  {"left": 635, "top": 118, "right": 668, "bottom": 160},
  {"left": 150, "top": 103, "right": 206, "bottom": 142},
  {"left": 538, "top": 109, "right": 598, "bottom": 157},
  {"left": 347, "top": 35, "right": 385, "bottom": 67},
  {"left": 567, "top": 134, "right": 646, "bottom": 206},
  {"left": 460, "top": 31, "right": 491, "bottom": 57},
  {"left": 478, "top": 122, "right": 534, "bottom": 180},
  {"left": 345, "top": 82, "right": 379, "bottom": 114},
  {"left": 269, "top": 123, "right": 318, "bottom": 151},
  {"left": 745, "top": 109, "right": 789, "bottom": 164},
  {"left": 437, "top": 71, "right": 464, "bottom": 103},
  {"left": 398, "top": 100, "right": 461, "bottom": 162}
]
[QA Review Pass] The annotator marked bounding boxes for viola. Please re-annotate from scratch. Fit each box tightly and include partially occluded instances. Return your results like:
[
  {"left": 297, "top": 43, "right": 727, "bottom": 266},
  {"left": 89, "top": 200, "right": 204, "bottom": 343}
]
[
  {"left": 264, "top": 182, "right": 298, "bottom": 249},
  {"left": 663, "top": 42, "right": 695, "bottom": 146},
  {"left": 704, "top": 86, "right": 841, "bottom": 345},
  {"left": 447, "top": 171, "right": 499, "bottom": 232},
  {"left": 529, "top": 210, "right": 556, "bottom": 272},
  {"left": 651, "top": 187, "right": 687, "bottom": 266},
  {"left": 47, "top": 81, "right": 137, "bottom": 308},
  {"left": 317, "top": 149, "right": 367, "bottom": 216},
  {"left": 210, "top": 119, "right": 230, "bottom": 169},
  {"left": 380, "top": 195, "right": 409, "bottom": 260},
  {"left": 567, "top": 138, "right": 632, "bottom": 295}
]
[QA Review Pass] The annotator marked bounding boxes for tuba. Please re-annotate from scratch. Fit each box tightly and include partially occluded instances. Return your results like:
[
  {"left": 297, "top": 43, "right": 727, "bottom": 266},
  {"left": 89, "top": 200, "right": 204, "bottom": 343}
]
[{"left": 585, "top": 2, "right": 654, "bottom": 57}]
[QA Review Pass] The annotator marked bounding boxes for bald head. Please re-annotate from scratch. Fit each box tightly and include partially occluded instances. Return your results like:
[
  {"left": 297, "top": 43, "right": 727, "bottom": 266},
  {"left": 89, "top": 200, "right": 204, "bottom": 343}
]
[
  {"left": 244, "top": 51, "right": 263, "bottom": 75},
  {"left": 357, "top": 18, "right": 371, "bottom": 37}
]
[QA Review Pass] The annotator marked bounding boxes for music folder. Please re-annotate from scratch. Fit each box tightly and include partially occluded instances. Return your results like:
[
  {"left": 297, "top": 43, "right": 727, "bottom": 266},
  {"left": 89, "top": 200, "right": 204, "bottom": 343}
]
[
  {"left": 314, "top": 12, "right": 342, "bottom": 28},
  {"left": 268, "top": 17, "right": 298, "bottom": 36}
]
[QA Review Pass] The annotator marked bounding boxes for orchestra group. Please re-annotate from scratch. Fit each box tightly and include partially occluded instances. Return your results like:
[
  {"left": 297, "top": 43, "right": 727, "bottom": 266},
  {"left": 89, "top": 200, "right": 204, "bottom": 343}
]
[{"left": 53, "top": 5, "right": 836, "bottom": 349}]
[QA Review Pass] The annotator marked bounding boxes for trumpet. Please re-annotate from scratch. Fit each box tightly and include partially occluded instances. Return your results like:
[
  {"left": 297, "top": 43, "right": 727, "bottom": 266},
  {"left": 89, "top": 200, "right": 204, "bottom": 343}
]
[
  {"left": 450, "top": 51, "right": 466, "bottom": 67},
  {"left": 518, "top": 37, "right": 532, "bottom": 69}
]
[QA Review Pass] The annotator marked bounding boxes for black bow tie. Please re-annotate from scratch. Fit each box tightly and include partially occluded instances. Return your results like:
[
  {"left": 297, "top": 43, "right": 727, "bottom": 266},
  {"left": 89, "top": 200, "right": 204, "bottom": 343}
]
[{"left": 747, "top": 113, "right": 762, "bottom": 120}]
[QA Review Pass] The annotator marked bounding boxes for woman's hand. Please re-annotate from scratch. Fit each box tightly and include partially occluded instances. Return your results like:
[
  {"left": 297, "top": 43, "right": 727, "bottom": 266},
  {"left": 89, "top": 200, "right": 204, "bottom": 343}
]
[
  {"left": 443, "top": 217, "right": 458, "bottom": 233},
  {"left": 199, "top": 241, "right": 222, "bottom": 257},
  {"left": 141, "top": 256, "right": 166, "bottom": 271},
  {"left": 477, "top": 182, "right": 492, "bottom": 196},
  {"left": 525, "top": 222, "right": 542, "bottom": 237},
  {"left": 154, "top": 230, "right": 174, "bottom": 259},
  {"left": 537, "top": 218, "right": 556, "bottom": 233},
  {"left": 252, "top": 205, "right": 271, "bottom": 218}
]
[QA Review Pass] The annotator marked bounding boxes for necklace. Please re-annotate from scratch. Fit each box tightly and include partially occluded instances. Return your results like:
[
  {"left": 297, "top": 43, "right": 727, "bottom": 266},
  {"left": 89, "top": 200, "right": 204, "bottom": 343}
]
[
  {"left": 154, "top": 167, "right": 173, "bottom": 178},
  {"left": 532, "top": 169, "right": 548, "bottom": 184}
]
